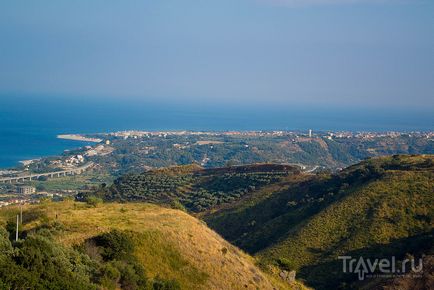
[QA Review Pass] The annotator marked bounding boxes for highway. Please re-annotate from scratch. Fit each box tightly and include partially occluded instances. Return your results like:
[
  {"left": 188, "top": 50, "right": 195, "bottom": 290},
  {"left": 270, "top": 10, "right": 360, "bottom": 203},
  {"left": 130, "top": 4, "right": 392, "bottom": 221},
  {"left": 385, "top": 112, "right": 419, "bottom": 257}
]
[{"left": 0, "top": 162, "right": 94, "bottom": 183}]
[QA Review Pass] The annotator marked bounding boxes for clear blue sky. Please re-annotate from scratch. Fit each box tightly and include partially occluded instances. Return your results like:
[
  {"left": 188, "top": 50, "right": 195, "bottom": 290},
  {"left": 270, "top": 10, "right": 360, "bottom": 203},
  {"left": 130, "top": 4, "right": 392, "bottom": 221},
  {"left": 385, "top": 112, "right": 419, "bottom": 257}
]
[{"left": 0, "top": 0, "right": 433, "bottom": 110}]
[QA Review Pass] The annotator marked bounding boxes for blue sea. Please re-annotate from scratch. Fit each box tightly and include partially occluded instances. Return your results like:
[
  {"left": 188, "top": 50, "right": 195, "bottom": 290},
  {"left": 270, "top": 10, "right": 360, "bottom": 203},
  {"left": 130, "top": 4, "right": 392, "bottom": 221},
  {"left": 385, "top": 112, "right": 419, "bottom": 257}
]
[{"left": 0, "top": 95, "right": 433, "bottom": 168}]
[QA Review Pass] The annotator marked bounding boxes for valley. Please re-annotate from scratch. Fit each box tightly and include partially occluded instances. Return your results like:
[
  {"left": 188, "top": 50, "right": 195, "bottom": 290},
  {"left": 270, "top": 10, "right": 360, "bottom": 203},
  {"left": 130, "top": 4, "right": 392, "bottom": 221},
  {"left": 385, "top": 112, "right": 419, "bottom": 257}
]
[{"left": 77, "top": 154, "right": 433, "bottom": 289}]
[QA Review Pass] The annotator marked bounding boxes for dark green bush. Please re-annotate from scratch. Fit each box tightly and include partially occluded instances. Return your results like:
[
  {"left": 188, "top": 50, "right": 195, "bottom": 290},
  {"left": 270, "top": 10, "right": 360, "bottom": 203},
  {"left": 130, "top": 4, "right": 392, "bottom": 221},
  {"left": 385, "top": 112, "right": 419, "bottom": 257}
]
[{"left": 94, "top": 230, "right": 134, "bottom": 261}]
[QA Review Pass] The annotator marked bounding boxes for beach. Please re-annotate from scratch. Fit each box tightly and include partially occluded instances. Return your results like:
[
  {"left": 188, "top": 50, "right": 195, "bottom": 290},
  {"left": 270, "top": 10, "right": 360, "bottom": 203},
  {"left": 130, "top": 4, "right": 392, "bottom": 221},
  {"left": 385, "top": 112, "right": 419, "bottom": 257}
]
[{"left": 57, "top": 134, "right": 103, "bottom": 143}]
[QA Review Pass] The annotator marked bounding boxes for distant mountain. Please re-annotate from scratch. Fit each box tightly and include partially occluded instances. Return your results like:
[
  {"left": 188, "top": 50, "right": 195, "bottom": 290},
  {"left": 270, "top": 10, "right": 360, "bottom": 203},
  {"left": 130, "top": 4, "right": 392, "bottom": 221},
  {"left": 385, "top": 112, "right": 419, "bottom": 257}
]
[
  {"left": 203, "top": 155, "right": 434, "bottom": 289},
  {"left": 0, "top": 202, "right": 303, "bottom": 290}
]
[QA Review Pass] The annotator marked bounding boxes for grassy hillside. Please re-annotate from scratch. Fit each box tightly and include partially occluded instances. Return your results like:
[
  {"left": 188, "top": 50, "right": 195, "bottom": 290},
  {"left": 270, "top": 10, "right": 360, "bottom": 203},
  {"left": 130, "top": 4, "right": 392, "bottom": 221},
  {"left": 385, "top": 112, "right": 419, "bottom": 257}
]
[
  {"left": 0, "top": 201, "right": 305, "bottom": 290},
  {"left": 204, "top": 155, "right": 434, "bottom": 289},
  {"left": 63, "top": 155, "right": 433, "bottom": 289}
]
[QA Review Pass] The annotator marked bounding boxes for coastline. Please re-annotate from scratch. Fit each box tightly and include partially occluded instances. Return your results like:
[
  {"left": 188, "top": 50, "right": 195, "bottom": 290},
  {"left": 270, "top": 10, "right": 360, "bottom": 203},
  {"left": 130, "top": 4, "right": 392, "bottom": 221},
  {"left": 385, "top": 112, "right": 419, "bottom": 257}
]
[
  {"left": 57, "top": 134, "right": 102, "bottom": 143},
  {"left": 19, "top": 158, "right": 41, "bottom": 166},
  {"left": 0, "top": 130, "right": 102, "bottom": 169}
]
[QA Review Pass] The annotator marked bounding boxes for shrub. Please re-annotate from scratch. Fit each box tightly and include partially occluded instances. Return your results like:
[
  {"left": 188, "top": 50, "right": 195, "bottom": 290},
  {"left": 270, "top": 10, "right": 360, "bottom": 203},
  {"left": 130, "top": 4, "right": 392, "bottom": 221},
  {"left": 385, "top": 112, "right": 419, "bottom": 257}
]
[
  {"left": 4, "top": 233, "right": 97, "bottom": 289},
  {"left": 170, "top": 200, "right": 186, "bottom": 212},
  {"left": 277, "top": 258, "right": 296, "bottom": 271},
  {"left": 98, "top": 262, "right": 121, "bottom": 290},
  {"left": 152, "top": 277, "right": 181, "bottom": 290},
  {"left": 94, "top": 230, "right": 134, "bottom": 261},
  {"left": 85, "top": 196, "right": 103, "bottom": 207}
]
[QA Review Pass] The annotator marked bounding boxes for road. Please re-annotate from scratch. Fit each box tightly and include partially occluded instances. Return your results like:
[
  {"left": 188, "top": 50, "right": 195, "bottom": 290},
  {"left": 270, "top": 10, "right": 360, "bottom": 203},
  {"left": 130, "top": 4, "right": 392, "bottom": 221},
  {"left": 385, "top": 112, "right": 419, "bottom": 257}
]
[{"left": 0, "top": 162, "right": 94, "bottom": 183}]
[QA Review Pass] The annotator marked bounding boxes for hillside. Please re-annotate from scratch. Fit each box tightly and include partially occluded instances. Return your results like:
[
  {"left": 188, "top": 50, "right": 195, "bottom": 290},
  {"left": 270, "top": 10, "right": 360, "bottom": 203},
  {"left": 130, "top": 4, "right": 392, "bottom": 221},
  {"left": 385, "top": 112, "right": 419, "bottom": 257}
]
[
  {"left": 91, "top": 164, "right": 301, "bottom": 212},
  {"left": 69, "top": 155, "right": 433, "bottom": 289},
  {"left": 203, "top": 155, "right": 434, "bottom": 289},
  {"left": 0, "top": 202, "right": 305, "bottom": 290}
]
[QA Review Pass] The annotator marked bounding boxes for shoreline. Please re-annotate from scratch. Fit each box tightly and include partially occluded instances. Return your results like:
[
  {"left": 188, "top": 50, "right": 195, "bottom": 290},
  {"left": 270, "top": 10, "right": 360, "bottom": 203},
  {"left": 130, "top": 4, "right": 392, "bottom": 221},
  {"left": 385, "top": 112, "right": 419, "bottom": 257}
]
[
  {"left": 57, "top": 134, "right": 102, "bottom": 143},
  {"left": 19, "top": 158, "right": 41, "bottom": 166},
  {"left": 0, "top": 134, "right": 101, "bottom": 170}
]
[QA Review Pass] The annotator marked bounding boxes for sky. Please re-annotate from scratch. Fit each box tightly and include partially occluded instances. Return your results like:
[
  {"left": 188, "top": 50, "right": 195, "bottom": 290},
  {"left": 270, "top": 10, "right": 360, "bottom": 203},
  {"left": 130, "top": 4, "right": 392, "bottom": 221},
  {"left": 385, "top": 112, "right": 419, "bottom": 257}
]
[{"left": 0, "top": 0, "right": 433, "bottom": 111}]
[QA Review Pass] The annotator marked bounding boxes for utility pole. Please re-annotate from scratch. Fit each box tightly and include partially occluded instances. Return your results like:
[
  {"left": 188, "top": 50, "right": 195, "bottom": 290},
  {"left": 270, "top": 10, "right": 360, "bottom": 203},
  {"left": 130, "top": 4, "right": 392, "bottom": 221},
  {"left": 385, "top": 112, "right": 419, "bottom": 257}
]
[
  {"left": 20, "top": 204, "right": 23, "bottom": 224},
  {"left": 16, "top": 214, "right": 19, "bottom": 241}
]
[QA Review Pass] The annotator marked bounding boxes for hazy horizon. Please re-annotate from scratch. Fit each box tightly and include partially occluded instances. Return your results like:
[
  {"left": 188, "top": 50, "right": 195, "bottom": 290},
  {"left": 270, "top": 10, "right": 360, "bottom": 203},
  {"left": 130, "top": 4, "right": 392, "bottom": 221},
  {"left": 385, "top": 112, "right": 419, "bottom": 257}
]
[{"left": 1, "top": 94, "right": 432, "bottom": 133}]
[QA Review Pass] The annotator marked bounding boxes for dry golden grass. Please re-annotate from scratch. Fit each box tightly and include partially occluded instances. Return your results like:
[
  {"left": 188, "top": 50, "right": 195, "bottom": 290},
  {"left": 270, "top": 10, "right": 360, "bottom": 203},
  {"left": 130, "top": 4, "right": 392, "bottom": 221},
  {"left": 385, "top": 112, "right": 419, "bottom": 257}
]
[{"left": 0, "top": 201, "right": 305, "bottom": 290}]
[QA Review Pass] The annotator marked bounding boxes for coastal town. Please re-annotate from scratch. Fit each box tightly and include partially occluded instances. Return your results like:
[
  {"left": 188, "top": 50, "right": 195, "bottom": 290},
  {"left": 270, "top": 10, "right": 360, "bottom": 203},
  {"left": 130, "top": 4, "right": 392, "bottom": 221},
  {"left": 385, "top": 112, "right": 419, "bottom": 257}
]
[{"left": 105, "top": 129, "right": 434, "bottom": 139}]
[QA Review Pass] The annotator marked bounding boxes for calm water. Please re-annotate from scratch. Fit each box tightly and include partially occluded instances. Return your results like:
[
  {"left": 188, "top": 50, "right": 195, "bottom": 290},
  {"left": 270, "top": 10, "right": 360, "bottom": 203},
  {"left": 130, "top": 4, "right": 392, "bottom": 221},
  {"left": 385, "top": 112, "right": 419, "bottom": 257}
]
[
  {"left": 0, "top": 95, "right": 432, "bottom": 168},
  {"left": 0, "top": 128, "right": 92, "bottom": 168}
]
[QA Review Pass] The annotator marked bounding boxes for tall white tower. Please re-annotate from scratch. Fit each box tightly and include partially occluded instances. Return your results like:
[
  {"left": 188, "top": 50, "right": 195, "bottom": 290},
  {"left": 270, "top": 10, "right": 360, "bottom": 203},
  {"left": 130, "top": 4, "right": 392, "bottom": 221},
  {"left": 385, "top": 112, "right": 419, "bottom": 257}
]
[{"left": 309, "top": 129, "right": 312, "bottom": 138}]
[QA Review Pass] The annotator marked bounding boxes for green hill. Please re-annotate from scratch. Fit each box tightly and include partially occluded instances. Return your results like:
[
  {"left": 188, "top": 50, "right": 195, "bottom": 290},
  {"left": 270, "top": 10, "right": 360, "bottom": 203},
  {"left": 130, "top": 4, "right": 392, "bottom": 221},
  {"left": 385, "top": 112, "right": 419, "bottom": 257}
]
[
  {"left": 0, "top": 202, "right": 306, "bottom": 290},
  {"left": 90, "top": 164, "right": 300, "bottom": 212},
  {"left": 74, "top": 155, "right": 433, "bottom": 289},
  {"left": 203, "top": 155, "right": 434, "bottom": 289}
]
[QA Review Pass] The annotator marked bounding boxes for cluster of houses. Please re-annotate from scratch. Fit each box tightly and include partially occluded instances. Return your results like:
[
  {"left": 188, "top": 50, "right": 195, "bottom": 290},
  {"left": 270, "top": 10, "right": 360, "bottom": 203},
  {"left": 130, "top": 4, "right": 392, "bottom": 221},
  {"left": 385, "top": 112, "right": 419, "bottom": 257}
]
[
  {"left": 83, "top": 145, "right": 112, "bottom": 157},
  {"left": 0, "top": 185, "right": 65, "bottom": 208},
  {"left": 50, "top": 154, "right": 85, "bottom": 168},
  {"left": 0, "top": 186, "right": 36, "bottom": 207},
  {"left": 0, "top": 198, "right": 30, "bottom": 208},
  {"left": 47, "top": 144, "right": 113, "bottom": 170}
]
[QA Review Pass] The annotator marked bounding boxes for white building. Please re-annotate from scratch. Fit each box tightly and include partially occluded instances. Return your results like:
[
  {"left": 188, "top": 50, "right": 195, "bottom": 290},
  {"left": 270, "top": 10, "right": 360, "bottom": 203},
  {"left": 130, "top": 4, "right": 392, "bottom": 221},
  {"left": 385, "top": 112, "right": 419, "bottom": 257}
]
[{"left": 17, "top": 186, "right": 36, "bottom": 195}]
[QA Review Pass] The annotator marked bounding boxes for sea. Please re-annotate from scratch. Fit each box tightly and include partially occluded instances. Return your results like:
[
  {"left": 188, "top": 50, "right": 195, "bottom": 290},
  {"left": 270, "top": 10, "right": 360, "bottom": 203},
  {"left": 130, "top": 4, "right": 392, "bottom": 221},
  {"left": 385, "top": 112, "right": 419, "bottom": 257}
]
[{"left": 0, "top": 95, "right": 433, "bottom": 168}]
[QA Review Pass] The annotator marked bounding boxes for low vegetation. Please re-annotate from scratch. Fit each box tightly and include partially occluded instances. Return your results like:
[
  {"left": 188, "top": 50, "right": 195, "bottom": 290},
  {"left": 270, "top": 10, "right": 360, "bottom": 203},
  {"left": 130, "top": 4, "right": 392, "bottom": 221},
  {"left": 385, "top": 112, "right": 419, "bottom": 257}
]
[
  {"left": 203, "top": 155, "right": 434, "bottom": 289},
  {"left": 0, "top": 201, "right": 298, "bottom": 290},
  {"left": 89, "top": 134, "right": 433, "bottom": 173},
  {"left": 86, "top": 164, "right": 300, "bottom": 212},
  {"left": 2, "top": 154, "right": 431, "bottom": 289}
]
